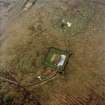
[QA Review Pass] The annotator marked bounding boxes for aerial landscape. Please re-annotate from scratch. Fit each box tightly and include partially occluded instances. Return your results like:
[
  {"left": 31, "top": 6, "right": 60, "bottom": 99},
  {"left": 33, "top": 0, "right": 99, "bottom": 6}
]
[{"left": 0, "top": 0, "right": 105, "bottom": 105}]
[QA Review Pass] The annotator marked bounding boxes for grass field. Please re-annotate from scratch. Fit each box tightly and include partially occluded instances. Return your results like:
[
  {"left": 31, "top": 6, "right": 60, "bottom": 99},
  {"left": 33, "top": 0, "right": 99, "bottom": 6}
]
[{"left": 0, "top": 0, "right": 105, "bottom": 105}]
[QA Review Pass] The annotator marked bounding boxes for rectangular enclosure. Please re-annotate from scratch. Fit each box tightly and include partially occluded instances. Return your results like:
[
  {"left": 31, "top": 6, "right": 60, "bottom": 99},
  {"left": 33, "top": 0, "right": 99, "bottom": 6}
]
[{"left": 43, "top": 47, "right": 70, "bottom": 72}]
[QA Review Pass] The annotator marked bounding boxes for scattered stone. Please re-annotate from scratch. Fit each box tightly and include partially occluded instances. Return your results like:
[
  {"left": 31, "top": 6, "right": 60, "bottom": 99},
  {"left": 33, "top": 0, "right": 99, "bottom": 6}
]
[
  {"left": 61, "top": 19, "right": 72, "bottom": 29},
  {"left": 67, "top": 21, "right": 72, "bottom": 27}
]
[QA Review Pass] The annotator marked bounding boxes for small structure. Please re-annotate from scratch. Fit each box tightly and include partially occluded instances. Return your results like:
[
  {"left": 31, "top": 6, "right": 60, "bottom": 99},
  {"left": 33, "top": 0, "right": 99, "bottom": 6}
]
[{"left": 43, "top": 47, "right": 71, "bottom": 73}]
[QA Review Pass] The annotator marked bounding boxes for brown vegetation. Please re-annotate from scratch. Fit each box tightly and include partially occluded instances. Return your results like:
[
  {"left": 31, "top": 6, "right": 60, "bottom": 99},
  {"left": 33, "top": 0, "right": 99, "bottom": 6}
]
[{"left": 0, "top": 0, "right": 105, "bottom": 105}]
